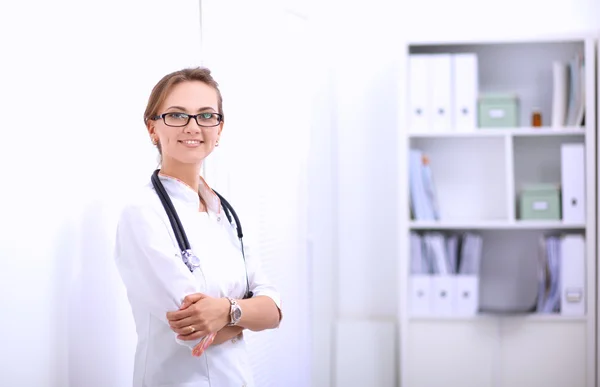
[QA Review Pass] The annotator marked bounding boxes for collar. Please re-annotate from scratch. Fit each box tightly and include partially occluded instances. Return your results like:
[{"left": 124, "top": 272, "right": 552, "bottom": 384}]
[{"left": 157, "top": 173, "right": 222, "bottom": 216}]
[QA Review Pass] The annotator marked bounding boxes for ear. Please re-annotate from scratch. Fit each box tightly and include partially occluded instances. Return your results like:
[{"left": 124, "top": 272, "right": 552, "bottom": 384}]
[
  {"left": 146, "top": 120, "right": 155, "bottom": 136},
  {"left": 147, "top": 120, "right": 159, "bottom": 145},
  {"left": 216, "top": 121, "right": 224, "bottom": 143}
]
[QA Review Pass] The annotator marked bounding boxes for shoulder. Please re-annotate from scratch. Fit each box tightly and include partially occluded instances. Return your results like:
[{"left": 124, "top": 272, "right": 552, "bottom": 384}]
[
  {"left": 114, "top": 183, "right": 177, "bottom": 257},
  {"left": 117, "top": 183, "right": 164, "bottom": 227}
]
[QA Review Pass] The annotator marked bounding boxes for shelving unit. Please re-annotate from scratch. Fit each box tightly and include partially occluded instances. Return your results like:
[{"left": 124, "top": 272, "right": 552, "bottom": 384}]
[
  {"left": 409, "top": 220, "right": 586, "bottom": 230},
  {"left": 397, "top": 35, "right": 597, "bottom": 387},
  {"left": 408, "top": 126, "right": 586, "bottom": 138}
]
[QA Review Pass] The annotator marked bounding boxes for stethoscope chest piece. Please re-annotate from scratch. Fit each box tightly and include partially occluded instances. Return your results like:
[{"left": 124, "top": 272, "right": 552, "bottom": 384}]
[{"left": 182, "top": 249, "right": 201, "bottom": 272}]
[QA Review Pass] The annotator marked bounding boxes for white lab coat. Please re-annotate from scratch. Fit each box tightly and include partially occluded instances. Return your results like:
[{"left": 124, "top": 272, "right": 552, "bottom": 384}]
[{"left": 114, "top": 174, "right": 281, "bottom": 387}]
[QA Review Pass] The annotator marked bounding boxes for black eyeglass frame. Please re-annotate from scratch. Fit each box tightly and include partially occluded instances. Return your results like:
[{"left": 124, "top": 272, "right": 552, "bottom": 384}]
[{"left": 151, "top": 112, "right": 223, "bottom": 127}]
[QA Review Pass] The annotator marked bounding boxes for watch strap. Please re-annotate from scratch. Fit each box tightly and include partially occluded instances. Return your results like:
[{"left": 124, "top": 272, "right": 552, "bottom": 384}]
[{"left": 226, "top": 297, "right": 241, "bottom": 326}]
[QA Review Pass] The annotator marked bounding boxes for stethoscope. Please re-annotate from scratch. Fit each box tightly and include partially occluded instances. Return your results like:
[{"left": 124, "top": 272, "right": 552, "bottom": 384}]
[{"left": 150, "top": 169, "right": 253, "bottom": 299}]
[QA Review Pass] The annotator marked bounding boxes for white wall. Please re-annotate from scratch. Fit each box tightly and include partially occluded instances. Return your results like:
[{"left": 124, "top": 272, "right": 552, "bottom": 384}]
[
  {"left": 307, "top": 1, "right": 403, "bottom": 385},
  {"left": 402, "top": 0, "right": 600, "bottom": 42},
  {"left": 200, "top": 2, "right": 313, "bottom": 387},
  {"left": 308, "top": 0, "right": 600, "bottom": 386},
  {"left": 0, "top": 1, "right": 201, "bottom": 386}
]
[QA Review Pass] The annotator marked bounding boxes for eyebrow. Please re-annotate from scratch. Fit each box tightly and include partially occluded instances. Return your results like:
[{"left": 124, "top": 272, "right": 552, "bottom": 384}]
[{"left": 165, "top": 106, "right": 217, "bottom": 113}]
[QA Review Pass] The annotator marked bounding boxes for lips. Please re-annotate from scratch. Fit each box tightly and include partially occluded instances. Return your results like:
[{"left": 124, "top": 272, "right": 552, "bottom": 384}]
[{"left": 179, "top": 139, "right": 204, "bottom": 146}]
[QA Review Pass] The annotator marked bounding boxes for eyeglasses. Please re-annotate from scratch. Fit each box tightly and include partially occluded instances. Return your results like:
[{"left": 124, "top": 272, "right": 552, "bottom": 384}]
[{"left": 151, "top": 112, "right": 223, "bottom": 127}]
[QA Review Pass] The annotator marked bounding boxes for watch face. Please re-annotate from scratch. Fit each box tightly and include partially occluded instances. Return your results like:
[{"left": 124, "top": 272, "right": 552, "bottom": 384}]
[{"left": 233, "top": 308, "right": 242, "bottom": 321}]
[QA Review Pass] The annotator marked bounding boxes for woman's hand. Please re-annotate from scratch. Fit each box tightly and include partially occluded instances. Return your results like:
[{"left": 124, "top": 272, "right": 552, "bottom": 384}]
[{"left": 166, "top": 293, "right": 230, "bottom": 342}]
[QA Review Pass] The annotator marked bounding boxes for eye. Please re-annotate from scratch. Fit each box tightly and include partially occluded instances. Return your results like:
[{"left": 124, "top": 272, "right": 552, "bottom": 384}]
[
  {"left": 200, "top": 112, "right": 214, "bottom": 119},
  {"left": 163, "top": 112, "right": 190, "bottom": 126},
  {"left": 167, "top": 112, "right": 188, "bottom": 120}
]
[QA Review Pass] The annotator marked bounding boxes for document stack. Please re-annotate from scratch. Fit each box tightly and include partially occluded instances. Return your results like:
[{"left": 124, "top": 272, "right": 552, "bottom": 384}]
[
  {"left": 408, "top": 52, "right": 478, "bottom": 133},
  {"left": 537, "top": 234, "right": 586, "bottom": 316},
  {"left": 409, "top": 231, "right": 483, "bottom": 317},
  {"left": 409, "top": 149, "right": 439, "bottom": 221},
  {"left": 551, "top": 53, "right": 585, "bottom": 127}
]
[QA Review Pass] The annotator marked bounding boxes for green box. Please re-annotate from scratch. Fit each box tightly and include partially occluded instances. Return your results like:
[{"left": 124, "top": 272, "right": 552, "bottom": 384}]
[
  {"left": 519, "top": 184, "right": 561, "bottom": 220},
  {"left": 478, "top": 93, "right": 519, "bottom": 128}
]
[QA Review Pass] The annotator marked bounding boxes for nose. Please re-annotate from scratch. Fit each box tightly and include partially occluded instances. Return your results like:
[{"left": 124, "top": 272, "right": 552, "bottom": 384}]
[{"left": 183, "top": 118, "right": 202, "bottom": 134}]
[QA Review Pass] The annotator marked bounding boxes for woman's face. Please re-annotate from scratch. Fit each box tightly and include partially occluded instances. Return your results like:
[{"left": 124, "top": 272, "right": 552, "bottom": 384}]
[{"left": 148, "top": 80, "right": 223, "bottom": 166}]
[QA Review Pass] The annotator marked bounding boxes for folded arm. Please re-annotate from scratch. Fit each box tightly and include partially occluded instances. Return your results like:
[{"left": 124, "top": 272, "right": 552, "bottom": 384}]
[
  {"left": 236, "top": 241, "right": 283, "bottom": 331},
  {"left": 114, "top": 203, "right": 204, "bottom": 351},
  {"left": 237, "top": 295, "right": 281, "bottom": 331}
]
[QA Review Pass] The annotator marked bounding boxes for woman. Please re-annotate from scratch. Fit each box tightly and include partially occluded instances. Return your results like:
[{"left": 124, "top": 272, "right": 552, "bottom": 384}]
[{"left": 115, "top": 67, "right": 282, "bottom": 387}]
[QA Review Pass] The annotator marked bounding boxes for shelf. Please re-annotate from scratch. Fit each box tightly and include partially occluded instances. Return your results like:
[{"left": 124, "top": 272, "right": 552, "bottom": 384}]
[
  {"left": 407, "top": 33, "right": 594, "bottom": 47},
  {"left": 409, "top": 314, "right": 587, "bottom": 322},
  {"left": 408, "top": 126, "right": 585, "bottom": 139},
  {"left": 410, "top": 136, "right": 508, "bottom": 221},
  {"left": 409, "top": 220, "right": 586, "bottom": 230}
]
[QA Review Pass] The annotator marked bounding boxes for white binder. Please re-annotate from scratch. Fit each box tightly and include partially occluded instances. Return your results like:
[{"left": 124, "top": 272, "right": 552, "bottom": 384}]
[
  {"left": 454, "top": 275, "right": 479, "bottom": 316},
  {"left": 430, "top": 54, "right": 453, "bottom": 132},
  {"left": 431, "top": 275, "right": 454, "bottom": 316},
  {"left": 560, "top": 143, "right": 585, "bottom": 223},
  {"left": 452, "top": 53, "right": 478, "bottom": 132},
  {"left": 409, "top": 275, "right": 433, "bottom": 316},
  {"left": 409, "top": 232, "right": 433, "bottom": 316},
  {"left": 560, "top": 234, "right": 585, "bottom": 316},
  {"left": 551, "top": 61, "right": 569, "bottom": 127},
  {"left": 408, "top": 54, "right": 431, "bottom": 132}
]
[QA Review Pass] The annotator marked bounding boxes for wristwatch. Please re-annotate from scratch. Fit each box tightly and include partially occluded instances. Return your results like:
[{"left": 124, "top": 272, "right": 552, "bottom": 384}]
[{"left": 227, "top": 297, "right": 242, "bottom": 326}]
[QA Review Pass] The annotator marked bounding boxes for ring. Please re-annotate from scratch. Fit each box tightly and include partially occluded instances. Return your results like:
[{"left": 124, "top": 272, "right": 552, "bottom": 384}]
[{"left": 189, "top": 326, "right": 195, "bottom": 334}]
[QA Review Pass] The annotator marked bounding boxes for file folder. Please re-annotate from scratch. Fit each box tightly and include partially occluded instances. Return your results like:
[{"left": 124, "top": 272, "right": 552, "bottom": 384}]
[
  {"left": 452, "top": 53, "right": 478, "bottom": 132},
  {"left": 454, "top": 275, "right": 479, "bottom": 316},
  {"left": 560, "top": 143, "right": 585, "bottom": 223},
  {"left": 409, "top": 232, "right": 433, "bottom": 316},
  {"left": 560, "top": 234, "right": 585, "bottom": 316},
  {"left": 431, "top": 275, "right": 454, "bottom": 316},
  {"left": 551, "top": 60, "right": 569, "bottom": 127},
  {"left": 409, "top": 275, "right": 433, "bottom": 316},
  {"left": 430, "top": 54, "right": 453, "bottom": 132},
  {"left": 409, "top": 149, "right": 439, "bottom": 221},
  {"left": 408, "top": 54, "right": 431, "bottom": 132},
  {"left": 410, "top": 232, "right": 482, "bottom": 317}
]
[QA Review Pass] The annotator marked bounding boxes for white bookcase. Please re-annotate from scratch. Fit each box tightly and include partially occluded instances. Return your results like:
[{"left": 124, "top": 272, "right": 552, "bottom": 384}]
[{"left": 398, "top": 35, "right": 597, "bottom": 387}]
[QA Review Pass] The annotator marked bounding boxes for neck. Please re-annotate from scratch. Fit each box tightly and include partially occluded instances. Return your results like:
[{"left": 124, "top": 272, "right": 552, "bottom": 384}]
[{"left": 159, "top": 158, "right": 202, "bottom": 192}]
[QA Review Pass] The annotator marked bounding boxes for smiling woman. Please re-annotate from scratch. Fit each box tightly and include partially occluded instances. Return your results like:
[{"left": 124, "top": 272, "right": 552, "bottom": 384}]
[
  {"left": 144, "top": 70, "right": 224, "bottom": 176},
  {"left": 114, "top": 67, "right": 282, "bottom": 387}
]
